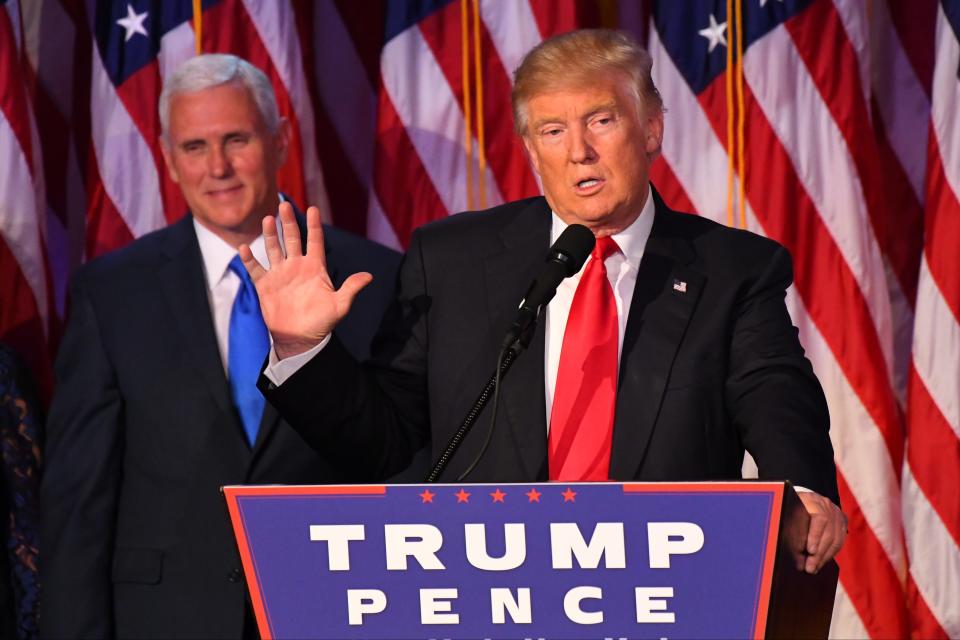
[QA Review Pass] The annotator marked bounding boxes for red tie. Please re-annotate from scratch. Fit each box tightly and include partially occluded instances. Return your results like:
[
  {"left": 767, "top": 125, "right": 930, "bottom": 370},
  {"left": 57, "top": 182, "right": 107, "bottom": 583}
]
[{"left": 549, "top": 235, "right": 620, "bottom": 481}]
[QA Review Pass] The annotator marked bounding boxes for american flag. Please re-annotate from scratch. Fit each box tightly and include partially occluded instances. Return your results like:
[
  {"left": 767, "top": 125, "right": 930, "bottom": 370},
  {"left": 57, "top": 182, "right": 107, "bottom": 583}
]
[
  {"left": 1, "top": 0, "right": 957, "bottom": 637},
  {"left": 649, "top": 0, "right": 957, "bottom": 637}
]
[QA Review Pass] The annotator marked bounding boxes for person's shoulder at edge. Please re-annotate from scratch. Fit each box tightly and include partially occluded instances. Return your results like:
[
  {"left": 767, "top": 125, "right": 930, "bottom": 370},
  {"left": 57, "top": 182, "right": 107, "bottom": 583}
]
[
  {"left": 407, "top": 195, "right": 550, "bottom": 254},
  {"left": 653, "top": 196, "right": 792, "bottom": 276},
  {"left": 68, "top": 216, "right": 191, "bottom": 291}
]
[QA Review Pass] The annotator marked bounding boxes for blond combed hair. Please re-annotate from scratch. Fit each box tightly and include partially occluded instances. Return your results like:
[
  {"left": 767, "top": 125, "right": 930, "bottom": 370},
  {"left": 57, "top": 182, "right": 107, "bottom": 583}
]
[{"left": 511, "top": 29, "right": 664, "bottom": 136}]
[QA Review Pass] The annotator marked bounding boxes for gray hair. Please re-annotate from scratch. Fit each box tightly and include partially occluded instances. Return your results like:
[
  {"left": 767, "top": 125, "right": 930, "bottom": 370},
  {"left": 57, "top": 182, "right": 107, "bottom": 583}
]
[
  {"left": 159, "top": 54, "right": 280, "bottom": 141},
  {"left": 512, "top": 29, "right": 664, "bottom": 137}
]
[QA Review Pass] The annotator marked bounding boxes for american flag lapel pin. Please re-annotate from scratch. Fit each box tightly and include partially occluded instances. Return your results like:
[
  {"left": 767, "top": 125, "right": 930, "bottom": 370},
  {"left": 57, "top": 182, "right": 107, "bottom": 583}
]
[{"left": 673, "top": 279, "right": 687, "bottom": 293}]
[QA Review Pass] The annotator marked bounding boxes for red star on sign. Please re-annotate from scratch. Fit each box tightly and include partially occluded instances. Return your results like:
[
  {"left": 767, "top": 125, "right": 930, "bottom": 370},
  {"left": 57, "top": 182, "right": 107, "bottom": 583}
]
[
  {"left": 526, "top": 488, "right": 541, "bottom": 502},
  {"left": 455, "top": 488, "right": 471, "bottom": 503},
  {"left": 561, "top": 488, "right": 577, "bottom": 502},
  {"left": 490, "top": 488, "right": 506, "bottom": 503},
  {"left": 419, "top": 489, "right": 435, "bottom": 503}
]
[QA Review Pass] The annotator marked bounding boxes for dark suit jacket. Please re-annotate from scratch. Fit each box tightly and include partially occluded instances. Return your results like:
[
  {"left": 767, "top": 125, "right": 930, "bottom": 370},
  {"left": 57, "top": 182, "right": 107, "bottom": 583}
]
[
  {"left": 40, "top": 214, "right": 400, "bottom": 639},
  {"left": 264, "top": 191, "right": 839, "bottom": 503}
]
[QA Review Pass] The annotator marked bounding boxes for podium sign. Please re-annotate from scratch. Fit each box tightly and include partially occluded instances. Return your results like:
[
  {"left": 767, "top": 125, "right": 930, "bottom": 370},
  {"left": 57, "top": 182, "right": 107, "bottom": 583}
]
[{"left": 224, "top": 482, "right": 817, "bottom": 639}]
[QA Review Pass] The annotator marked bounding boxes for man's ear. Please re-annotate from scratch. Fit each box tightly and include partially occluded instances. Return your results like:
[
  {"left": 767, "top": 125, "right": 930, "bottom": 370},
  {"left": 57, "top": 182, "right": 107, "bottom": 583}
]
[
  {"left": 522, "top": 134, "right": 543, "bottom": 175},
  {"left": 274, "top": 118, "right": 292, "bottom": 167},
  {"left": 159, "top": 139, "right": 180, "bottom": 183},
  {"left": 644, "top": 110, "right": 664, "bottom": 157}
]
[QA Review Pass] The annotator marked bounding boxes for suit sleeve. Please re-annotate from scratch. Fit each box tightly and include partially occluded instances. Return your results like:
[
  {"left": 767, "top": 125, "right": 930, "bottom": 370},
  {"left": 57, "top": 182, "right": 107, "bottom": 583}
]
[
  {"left": 40, "top": 275, "right": 122, "bottom": 638},
  {"left": 260, "top": 229, "right": 431, "bottom": 480},
  {"left": 724, "top": 245, "right": 840, "bottom": 505}
]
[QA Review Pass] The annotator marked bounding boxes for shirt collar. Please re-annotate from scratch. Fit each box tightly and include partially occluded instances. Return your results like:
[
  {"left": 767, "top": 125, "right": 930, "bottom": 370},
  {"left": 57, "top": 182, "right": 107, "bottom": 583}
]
[
  {"left": 549, "top": 183, "right": 656, "bottom": 271},
  {"left": 193, "top": 217, "right": 268, "bottom": 289}
]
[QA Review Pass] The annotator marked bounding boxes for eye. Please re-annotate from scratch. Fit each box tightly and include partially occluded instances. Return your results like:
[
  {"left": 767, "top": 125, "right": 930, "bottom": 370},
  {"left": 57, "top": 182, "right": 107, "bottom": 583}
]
[
  {"left": 181, "top": 142, "right": 204, "bottom": 154},
  {"left": 226, "top": 133, "right": 250, "bottom": 147},
  {"left": 541, "top": 127, "right": 563, "bottom": 138}
]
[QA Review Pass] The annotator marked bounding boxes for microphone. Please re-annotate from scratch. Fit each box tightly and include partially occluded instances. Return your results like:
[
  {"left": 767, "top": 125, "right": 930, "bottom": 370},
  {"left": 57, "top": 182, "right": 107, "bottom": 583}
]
[{"left": 502, "top": 223, "right": 595, "bottom": 350}]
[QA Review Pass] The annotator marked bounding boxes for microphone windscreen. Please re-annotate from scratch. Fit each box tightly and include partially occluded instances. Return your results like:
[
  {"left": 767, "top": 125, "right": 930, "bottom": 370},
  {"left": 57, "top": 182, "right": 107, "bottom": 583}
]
[{"left": 552, "top": 223, "right": 596, "bottom": 275}]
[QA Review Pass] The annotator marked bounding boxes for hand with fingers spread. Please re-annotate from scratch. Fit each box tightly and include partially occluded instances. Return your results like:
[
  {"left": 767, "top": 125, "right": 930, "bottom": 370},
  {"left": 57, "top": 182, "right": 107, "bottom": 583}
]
[
  {"left": 239, "top": 202, "right": 373, "bottom": 360},
  {"left": 797, "top": 490, "right": 847, "bottom": 574}
]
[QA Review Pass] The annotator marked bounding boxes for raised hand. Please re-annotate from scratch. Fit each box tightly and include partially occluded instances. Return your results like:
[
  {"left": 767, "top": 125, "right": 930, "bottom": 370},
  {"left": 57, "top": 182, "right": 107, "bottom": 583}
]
[{"left": 239, "top": 202, "right": 372, "bottom": 360}]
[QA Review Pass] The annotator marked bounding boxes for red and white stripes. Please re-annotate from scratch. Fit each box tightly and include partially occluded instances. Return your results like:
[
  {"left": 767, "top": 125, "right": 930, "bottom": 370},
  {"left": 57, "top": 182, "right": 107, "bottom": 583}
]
[
  {"left": 646, "top": 0, "right": 950, "bottom": 635},
  {"left": 903, "top": 5, "right": 960, "bottom": 637},
  {"left": 0, "top": 0, "right": 53, "bottom": 397}
]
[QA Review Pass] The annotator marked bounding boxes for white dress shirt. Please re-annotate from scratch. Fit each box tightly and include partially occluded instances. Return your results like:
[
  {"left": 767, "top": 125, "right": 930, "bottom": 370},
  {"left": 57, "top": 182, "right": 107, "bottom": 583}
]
[
  {"left": 193, "top": 219, "right": 271, "bottom": 373},
  {"left": 544, "top": 185, "right": 655, "bottom": 428}
]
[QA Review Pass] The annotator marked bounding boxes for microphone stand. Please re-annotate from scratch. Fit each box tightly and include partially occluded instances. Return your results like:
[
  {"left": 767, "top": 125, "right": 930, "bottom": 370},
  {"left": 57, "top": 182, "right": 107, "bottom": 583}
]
[{"left": 424, "top": 319, "right": 537, "bottom": 483}]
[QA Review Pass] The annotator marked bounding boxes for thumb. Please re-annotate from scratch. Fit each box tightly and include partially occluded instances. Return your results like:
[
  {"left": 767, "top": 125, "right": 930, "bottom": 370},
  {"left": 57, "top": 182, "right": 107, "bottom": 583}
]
[{"left": 337, "top": 272, "right": 374, "bottom": 308}]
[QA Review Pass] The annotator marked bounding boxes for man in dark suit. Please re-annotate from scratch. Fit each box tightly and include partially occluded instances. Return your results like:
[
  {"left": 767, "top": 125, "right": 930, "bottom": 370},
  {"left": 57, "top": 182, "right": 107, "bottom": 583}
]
[
  {"left": 244, "top": 30, "right": 847, "bottom": 575},
  {"left": 40, "top": 54, "right": 399, "bottom": 639}
]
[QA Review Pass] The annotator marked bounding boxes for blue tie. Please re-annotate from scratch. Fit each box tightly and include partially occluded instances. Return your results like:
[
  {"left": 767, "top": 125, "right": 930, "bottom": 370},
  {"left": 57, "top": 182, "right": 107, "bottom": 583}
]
[{"left": 227, "top": 255, "right": 269, "bottom": 446}]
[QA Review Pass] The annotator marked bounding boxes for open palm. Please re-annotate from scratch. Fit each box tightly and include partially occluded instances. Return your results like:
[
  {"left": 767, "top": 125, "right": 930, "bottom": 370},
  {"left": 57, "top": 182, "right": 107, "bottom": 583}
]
[{"left": 239, "top": 203, "right": 372, "bottom": 360}]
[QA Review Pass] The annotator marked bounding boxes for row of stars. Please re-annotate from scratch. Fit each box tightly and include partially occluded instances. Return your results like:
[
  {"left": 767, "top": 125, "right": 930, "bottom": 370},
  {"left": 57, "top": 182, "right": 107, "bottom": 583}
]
[
  {"left": 418, "top": 487, "right": 579, "bottom": 504},
  {"left": 118, "top": 0, "right": 787, "bottom": 50}
]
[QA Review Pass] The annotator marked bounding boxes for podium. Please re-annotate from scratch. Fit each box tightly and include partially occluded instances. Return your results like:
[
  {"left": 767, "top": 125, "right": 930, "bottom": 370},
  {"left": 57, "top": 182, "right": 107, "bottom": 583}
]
[{"left": 224, "top": 481, "right": 837, "bottom": 639}]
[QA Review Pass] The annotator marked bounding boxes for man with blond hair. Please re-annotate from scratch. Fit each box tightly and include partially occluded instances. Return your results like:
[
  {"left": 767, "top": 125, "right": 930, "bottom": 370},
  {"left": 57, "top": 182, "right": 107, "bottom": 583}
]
[
  {"left": 247, "top": 29, "right": 846, "bottom": 575},
  {"left": 41, "top": 54, "right": 398, "bottom": 639}
]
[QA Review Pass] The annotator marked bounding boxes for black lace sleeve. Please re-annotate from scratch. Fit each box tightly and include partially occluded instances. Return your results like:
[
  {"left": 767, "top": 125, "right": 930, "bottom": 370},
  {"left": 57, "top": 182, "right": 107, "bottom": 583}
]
[{"left": 0, "top": 345, "right": 41, "bottom": 640}]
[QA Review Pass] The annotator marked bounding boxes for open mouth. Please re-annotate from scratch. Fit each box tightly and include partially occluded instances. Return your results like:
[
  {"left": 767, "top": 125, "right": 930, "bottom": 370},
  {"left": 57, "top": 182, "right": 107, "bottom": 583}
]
[{"left": 574, "top": 178, "right": 604, "bottom": 193}]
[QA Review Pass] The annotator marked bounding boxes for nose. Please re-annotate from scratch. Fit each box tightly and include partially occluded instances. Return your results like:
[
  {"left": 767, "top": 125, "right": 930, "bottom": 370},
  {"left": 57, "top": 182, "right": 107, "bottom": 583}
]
[
  {"left": 568, "top": 126, "right": 597, "bottom": 164},
  {"left": 207, "top": 145, "right": 232, "bottom": 178}
]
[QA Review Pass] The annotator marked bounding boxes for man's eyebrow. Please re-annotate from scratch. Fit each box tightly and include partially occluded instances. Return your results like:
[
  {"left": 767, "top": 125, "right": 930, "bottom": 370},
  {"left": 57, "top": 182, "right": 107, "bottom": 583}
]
[
  {"left": 530, "top": 100, "right": 620, "bottom": 130},
  {"left": 531, "top": 114, "right": 564, "bottom": 130},
  {"left": 584, "top": 101, "right": 618, "bottom": 119},
  {"left": 177, "top": 137, "right": 205, "bottom": 148}
]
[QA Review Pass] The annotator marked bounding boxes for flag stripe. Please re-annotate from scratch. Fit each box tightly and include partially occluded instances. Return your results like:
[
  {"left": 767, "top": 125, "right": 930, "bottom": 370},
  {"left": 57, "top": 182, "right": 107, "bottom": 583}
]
[
  {"left": 0, "top": 3, "right": 35, "bottom": 172},
  {"left": 836, "top": 472, "right": 909, "bottom": 639},
  {"left": 649, "top": 15, "right": 909, "bottom": 636},
  {"left": 296, "top": 1, "right": 375, "bottom": 233},
  {"left": 746, "top": 23, "right": 895, "bottom": 384},
  {"left": 903, "top": 464, "right": 960, "bottom": 638},
  {"left": 742, "top": 33, "right": 903, "bottom": 466},
  {"left": 653, "top": 14, "right": 906, "bottom": 585},
  {"left": 381, "top": 24, "right": 501, "bottom": 216},
  {"left": 475, "top": 10, "right": 539, "bottom": 202},
  {"left": 885, "top": 0, "right": 937, "bottom": 95},
  {"left": 906, "top": 572, "right": 950, "bottom": 640},
  {"left": 906, "top": 364, "right": 960, "bottom": 547},
  {"left": 89, "top": 44, "right": 165, "bottom": 241},
  {"left": 528, "top": 0, "right": 578, "bottom": 39},
  {"left": 924, "top": 136, "right": 960, "bottom": 326},
  {"left": 239, "top": 0, "right": 328, "bottom": 211},
  {"left": 372, "top": 82, "right": 449, "bottom": 246},
  {"left": 203, "top": 0, "right": 308, "bottom": 209},
  {"left": 787, "top": 1, "right": 920, "bottom": 308},
  {"left": 831, "top": 584, "right": 872, "bottom": 640},
  {"left": 479, "top": 0, "right": 542, "bottom": 85},
  {"left": 113, "top": 61, "right": 189, "bottom": 222}
]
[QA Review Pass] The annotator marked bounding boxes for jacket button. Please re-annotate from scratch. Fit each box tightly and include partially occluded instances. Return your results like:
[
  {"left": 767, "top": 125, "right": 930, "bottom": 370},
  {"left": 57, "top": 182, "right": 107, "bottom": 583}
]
[{"left": 227, "top": 568, "right": 243, "bottom": 583}]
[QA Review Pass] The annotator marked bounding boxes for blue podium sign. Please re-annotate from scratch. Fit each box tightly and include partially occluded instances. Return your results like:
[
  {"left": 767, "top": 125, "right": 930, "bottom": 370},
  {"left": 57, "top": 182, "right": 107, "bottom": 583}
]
[{"left": 225, "top": 482, "right": 786, "bottom": 639}]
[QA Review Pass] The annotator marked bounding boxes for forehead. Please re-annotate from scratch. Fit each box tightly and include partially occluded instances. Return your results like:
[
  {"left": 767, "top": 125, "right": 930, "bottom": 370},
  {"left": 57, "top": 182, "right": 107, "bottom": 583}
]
[
  {"left": 525, "top": 75, "right": 634, "bottom": 123},
  {"left": 167, "top": 82, "right": 264, "bottom": 139}
]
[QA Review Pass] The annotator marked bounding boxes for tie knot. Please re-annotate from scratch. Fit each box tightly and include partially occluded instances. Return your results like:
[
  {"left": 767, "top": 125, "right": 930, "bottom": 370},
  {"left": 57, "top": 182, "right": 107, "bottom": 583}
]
[
  {"left": 592, "top": 236, "right": 621, "bottom": 262},
  {"left": 228, "top": 254, "right": 252, "bottom": 286}
]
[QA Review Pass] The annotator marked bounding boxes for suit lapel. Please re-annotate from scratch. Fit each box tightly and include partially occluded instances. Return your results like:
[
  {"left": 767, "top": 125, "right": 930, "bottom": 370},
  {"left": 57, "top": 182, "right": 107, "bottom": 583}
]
[
  {"left": 157, "top": 216, "right": 238, "bottom": 422},
  {"left": 609, "top": 198, "right": 706, "bottom": 479},
  {"left": 482, "top": 199, "right": 552, "bottom": 479}
]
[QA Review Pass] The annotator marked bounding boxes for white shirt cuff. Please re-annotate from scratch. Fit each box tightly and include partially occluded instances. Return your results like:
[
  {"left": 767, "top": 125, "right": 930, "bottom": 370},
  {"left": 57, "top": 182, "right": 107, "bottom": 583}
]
[{"left": 263, "top": 335, "right": 332, "bottom": 386}]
